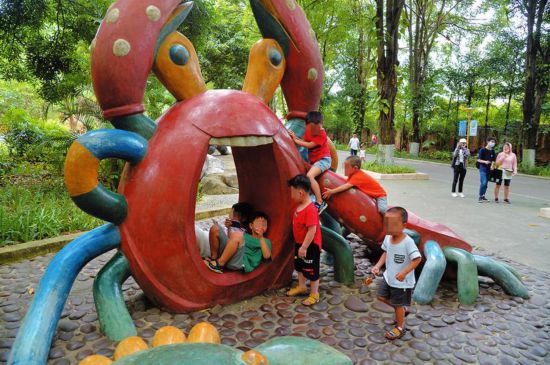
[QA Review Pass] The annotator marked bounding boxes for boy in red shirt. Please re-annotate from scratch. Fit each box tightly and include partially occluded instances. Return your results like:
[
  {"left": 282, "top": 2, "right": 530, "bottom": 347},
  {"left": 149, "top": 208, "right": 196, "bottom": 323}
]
[
  {"left": 286, "top": 174, "right": 322, "bottom": 306},
  {"left": 289, "top": 112, "right": 331, "bottom": 214},
  {"left": 323, "top": 155, "right": 388, "bottom": 214}
]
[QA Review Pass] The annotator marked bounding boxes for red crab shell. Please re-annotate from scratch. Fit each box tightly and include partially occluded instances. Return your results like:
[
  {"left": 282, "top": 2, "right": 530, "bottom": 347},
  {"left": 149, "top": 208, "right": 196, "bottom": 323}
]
[{"left": 118, "top": 90, "right": 304, "bottom": 312}]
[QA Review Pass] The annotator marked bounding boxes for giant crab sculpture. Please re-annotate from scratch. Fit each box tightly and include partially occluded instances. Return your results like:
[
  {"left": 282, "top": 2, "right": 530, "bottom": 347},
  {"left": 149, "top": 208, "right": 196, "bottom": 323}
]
[{"left": 9, "top": 1, "right": 529, "bottom": 364}]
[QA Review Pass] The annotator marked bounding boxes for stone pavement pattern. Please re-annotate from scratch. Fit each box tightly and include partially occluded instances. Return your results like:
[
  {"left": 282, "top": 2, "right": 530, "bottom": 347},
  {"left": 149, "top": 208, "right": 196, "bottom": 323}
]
[{"left": 1, "top": 219, "right": 550, "bottom": 364}]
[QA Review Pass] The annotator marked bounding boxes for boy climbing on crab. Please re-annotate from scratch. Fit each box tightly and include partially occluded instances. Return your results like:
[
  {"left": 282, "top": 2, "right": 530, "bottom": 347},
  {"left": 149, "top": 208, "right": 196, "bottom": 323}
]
[
  {"left": 371, "top": 207, "right": 421, "bottom": 340},
  {"left": 289, "top": 111, "right": 331, "bottom": 214},
  {"left": 323, "top": 155, "right": 388, "bottom": 214}
]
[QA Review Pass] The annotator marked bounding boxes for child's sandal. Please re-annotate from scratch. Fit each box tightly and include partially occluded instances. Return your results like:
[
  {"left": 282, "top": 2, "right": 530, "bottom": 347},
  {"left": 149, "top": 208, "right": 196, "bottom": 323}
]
[
  {"left": 301, "top": 293, "right": 320, "bottom": 306},
  {"left": 385, "top": 326, "right": 405, "bottom": 340},
  {"left": 206, "top": 259, "right": 224, "bottom": 274},
  {"left": 287, "top": 286, "right": 308, "bottom": 297}
]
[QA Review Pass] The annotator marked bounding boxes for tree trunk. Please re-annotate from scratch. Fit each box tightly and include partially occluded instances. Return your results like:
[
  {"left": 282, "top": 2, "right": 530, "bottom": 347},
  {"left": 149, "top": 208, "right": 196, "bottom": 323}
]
[{"left": 484, "top": 80, "right": 492, "bottom": 142}]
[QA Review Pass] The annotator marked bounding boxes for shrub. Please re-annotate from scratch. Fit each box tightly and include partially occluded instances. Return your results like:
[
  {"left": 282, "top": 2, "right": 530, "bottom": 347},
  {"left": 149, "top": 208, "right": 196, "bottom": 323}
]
[{"left": 362, "top": 161, "right": 416, "bottom": 174}]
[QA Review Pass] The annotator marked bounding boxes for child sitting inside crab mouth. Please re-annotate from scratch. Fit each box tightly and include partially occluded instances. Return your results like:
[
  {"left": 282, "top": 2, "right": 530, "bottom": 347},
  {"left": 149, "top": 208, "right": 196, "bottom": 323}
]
[{"left": 205, "top": 211, "right": 272, "bottom": 273}]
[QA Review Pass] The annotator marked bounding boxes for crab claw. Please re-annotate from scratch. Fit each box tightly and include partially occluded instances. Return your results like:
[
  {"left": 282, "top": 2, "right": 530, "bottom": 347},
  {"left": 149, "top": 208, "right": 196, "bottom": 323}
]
[
  {"left": 250, "top": 0, "right": 324, "bottom": 114},
  {"left": 91, "top": 0, "right": 193, "bottom": 120}
]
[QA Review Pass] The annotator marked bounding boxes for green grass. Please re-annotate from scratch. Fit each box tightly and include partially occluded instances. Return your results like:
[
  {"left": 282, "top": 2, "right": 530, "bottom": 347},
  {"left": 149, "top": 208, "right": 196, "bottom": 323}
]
[
  {"left": 0, "top": 178, "right": 102, "bottom": 246},
  {"left": 519, "top": 165, "right": 550, "bottom": 177},
  {"left": 362, "top": 161, "right": 416, "bottom": 174}
]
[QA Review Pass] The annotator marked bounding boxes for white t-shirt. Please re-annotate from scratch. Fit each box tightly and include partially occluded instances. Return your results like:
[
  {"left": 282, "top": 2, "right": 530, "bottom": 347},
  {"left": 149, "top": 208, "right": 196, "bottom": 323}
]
[
  {"left": 382, "top": 235, "right": 421, "bottom": 288},
  {"left": 349, "top": 137, "right": 360, "bottom": 150},
  {"left": 359, "top": 150, "right": 366, "bottom": 158}
]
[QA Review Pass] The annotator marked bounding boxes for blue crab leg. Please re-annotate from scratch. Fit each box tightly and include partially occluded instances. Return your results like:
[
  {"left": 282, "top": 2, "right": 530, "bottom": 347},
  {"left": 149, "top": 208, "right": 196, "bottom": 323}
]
[
  {"left": 413, "top": 240, "right": 447, "bottom": 304},
  {"left": 443, "top": 247, "right": 480, "bottom": 305},
  {"left": 473, "top": 255, "right": 529, "bottom": 299},
  {"left": 94, "top": 251, "right": 136, "bottom": 341},
  {"left": 9, "top": 224, "right": 120, "bottom": 365}
]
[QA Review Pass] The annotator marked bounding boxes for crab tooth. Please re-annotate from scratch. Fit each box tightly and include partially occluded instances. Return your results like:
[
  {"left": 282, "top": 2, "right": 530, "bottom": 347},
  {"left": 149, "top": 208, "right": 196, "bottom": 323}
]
[{"left": 210, "top": 136, "right": 273, "bottom": 147}]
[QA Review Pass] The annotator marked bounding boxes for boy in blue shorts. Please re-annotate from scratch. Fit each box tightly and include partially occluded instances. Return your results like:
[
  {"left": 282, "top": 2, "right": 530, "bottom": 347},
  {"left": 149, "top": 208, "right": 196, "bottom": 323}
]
[
  {"left": 289, "top": 111, "right": 332, "bottom": 214},
  {"left": 371, "top": 207, "right": 421, "bottom": 340}
]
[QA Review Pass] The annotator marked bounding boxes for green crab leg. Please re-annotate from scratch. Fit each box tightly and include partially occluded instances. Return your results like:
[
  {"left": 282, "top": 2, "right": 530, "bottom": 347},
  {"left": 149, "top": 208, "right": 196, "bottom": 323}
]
[
  {"left": 94, "top": 250, "right": 137, "bottom": 341},
  {"left": 320, "top": 226, "right": 355, "bottom": 285},
  {"left": 443, "top": 247, "right": 479, "bottom": 305},
  {"left": 473, "top": 255, "right": 529, "bottom": 299}
]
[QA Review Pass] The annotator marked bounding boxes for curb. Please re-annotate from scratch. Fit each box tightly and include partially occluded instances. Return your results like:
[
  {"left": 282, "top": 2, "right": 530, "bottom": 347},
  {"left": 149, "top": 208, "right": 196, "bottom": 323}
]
[
  {"left": 365, "top": 170, "right": 429, "bottom": 180},
  {"left": 0, "top": 207, "right": 233, "bottom": 265}
]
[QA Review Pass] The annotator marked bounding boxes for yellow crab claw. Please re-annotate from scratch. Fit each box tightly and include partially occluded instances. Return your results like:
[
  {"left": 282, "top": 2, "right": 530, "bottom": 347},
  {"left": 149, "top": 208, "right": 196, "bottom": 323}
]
[
  {"left": 187, "top": 322, "right": 221, "bottom": 344},
  {"left": 242, "top": 349, "right": 269, "bottom": 365},
  {"left": 243, "top": 39, "right": 286, "bottom": 104},
  {"left": 152, "top": 326, "right": 187, "bottom": 347},
  {"left": 113, "top": 336, "right": 148, "bottom": 360},
  {"left": 79, "top": 355, "right": 113, "bottom": 365}
]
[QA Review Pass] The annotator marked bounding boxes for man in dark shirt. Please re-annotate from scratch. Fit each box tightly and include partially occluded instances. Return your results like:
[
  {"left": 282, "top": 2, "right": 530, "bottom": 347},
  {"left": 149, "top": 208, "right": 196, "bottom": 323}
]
[{"left": 477, "top": 137, "right": 497, "bottom": 202}]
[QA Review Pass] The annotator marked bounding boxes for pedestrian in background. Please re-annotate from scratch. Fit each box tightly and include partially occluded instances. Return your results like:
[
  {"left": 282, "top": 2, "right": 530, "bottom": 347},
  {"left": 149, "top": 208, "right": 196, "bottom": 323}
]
[
  {"left": 451, "top": 138, "right": 470, "bottom": 198},
  {"left": 493, "top": 142, "right": 517, "bottom": 203},
  {"left": 348, "top": 133, "right": 360, "bottom": 156},
  {"left": 477, "top": 137, "right": 497, "bottom": 203}
]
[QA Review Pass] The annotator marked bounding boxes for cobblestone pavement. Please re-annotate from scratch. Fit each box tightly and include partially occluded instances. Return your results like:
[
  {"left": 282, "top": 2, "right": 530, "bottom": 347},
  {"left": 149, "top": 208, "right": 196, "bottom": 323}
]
[{"left": 1, "top": 221, "right": 550, "bottom": 364}]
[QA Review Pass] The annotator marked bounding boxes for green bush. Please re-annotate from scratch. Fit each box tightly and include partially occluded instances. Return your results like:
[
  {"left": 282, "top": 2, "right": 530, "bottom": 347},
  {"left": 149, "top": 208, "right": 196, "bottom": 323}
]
[
  {"left": 362, "top": 161, "right": 416, "bottom": 174},
  {"left": 519, "top": 165, "right": 550, "bottom": 177},
  {"left": 418, "top": 150, "right": 451, "bottom": 161},
  {"left": 0, "top": 178, "right": 101, "bottom": 245}
]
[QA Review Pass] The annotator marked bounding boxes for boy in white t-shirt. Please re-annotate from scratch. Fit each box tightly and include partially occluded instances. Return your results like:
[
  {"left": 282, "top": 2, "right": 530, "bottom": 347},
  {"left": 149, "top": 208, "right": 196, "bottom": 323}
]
[{"left": 371, "top": 207, "right": 421, "bottom": 340}]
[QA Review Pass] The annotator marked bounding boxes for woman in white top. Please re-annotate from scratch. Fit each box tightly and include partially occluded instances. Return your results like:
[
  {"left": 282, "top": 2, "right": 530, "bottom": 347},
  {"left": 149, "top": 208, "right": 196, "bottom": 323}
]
[
  {"left": 451, "top": 138, "right": 470, "bottom": 197},
  {"left": 494, "top": 142, "right": 517, "bottom": 203}
]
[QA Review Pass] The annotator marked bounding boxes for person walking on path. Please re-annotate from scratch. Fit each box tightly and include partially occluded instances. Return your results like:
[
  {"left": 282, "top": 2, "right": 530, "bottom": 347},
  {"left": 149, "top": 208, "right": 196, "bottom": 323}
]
[
  {"left": 494, "top": 142, "right": 517, "bottom": 204},
  {"left": 348, "top": 133, "right": 360, "bottom": 156},
  {"left": 451, "top": 138, "right": 470, "bottom": 198},
  {"left": 477, "top": 137, "right": 497, "bottom": 203}
]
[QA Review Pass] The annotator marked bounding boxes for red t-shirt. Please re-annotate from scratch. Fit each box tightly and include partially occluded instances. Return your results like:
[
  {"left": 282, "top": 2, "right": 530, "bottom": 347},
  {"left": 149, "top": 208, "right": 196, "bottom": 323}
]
[
  {"left": 292, "top": 202, "right": 322, "bottom": 249},
  {"left": 304, "top": 127, "right": 330, "bottom": 163},
  {"left": 347, "top": 170, "right": 387, "bottom": 198}
]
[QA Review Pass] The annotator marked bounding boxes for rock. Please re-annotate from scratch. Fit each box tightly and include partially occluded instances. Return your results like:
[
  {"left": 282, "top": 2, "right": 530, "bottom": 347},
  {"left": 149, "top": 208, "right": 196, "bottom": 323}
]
[
  {"left": 222, "top": 174, "right": 239, "bottom": 188},
  {"left": 344, "top": 296, "right": 369, "bottom": 312},
  {"left": 201, "top": 175, "right": 239, "bottom": 195},
  {"left": 201, "top": 155, "right": 225, "bottom": 179}
]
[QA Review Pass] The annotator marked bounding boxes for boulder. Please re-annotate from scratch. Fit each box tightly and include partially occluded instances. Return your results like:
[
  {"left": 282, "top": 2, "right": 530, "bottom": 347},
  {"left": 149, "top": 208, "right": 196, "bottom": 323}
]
[{"left": 201, "top": 175, "right": 239, "bottom": 195}]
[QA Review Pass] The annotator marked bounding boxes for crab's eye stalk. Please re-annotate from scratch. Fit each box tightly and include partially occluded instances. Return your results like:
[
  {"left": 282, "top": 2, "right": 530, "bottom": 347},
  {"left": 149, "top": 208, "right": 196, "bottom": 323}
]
[
  {"left": 243, "top": 39, "right": 286, "bottom": 104},
  {"left": 153, "top": 32, "right": 207, "bottom": 102},
  {"left": 268, "top": 47, "right": 283, "bottom": 67},
  {"left": 169, "top": 44, "right": 190, "bottom": 66}
]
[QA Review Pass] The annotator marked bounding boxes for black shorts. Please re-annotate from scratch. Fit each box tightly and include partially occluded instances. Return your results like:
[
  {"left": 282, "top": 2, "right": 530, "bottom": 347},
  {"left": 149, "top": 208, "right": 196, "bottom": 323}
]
[
  {"left": 377, "top": 277, "right": 412, "bottom": 307},
  {"left": 495, "top": 178, "right": 511, "bottom": 186},
  {"left": 294, "top": 244, "right": 320, "bottom": 281}
]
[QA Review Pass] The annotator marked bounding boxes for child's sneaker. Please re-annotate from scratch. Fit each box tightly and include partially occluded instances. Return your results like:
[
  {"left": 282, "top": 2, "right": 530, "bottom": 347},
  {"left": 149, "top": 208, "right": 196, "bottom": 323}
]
[
  {"left": 316, "top": 201, "right": 328, "bottom": 215},
  {"left": 451, "top": 193, "right": 458, "bottom": 197},
  {"left": 459, "top": 193, "right": 465, "bottom": 198}
]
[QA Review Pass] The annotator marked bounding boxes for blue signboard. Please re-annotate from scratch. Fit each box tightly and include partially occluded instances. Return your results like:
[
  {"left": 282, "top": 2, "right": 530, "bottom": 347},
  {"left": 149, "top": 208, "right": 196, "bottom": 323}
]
[
  {"left": 470, "top": 120, "right": 478, "bottom": 137},
  {"left": 458, "top": 120, "right": 467, "bottom": 136}
]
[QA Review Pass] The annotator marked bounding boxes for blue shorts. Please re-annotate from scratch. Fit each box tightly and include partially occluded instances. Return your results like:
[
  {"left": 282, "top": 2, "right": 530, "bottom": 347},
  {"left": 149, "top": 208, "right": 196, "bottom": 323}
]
[{"left": 311, "top": 156, "right": 332, "bottom": 173}]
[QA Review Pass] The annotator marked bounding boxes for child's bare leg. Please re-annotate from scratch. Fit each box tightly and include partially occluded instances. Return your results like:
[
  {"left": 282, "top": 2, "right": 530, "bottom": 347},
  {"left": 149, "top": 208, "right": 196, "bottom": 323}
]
[
  {"left": 297, "top": 272, "right": 307, "bottom": 289},
  {"left": 208, "top": 225, "right": 221, "bottom": 259},
  {"left": 217, "top": 239, "right": 239, "bottom": 266},
  {"left": 504, "top": 185, "right": 510, "bottom": 200},
  {"left": 310, "top": 279, "right": 319, "bottom": 295},
  {"left": 494, "top": 184, "right": 500, "bottom": 200},
  {"left": 395, "top": 306, "right": 406, "bottom": 328},
  {"left": 307, "top": 166, "right": 323, "bottom": 202},
  {"left": 377, "top": 296, "right": 391, "bottom": 307}
]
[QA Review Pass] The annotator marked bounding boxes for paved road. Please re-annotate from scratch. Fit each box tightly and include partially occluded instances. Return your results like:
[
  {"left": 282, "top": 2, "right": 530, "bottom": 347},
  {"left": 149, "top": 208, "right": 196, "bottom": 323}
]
[{"left": 336, "top": 150, "right": 550, "bottom": 271}]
